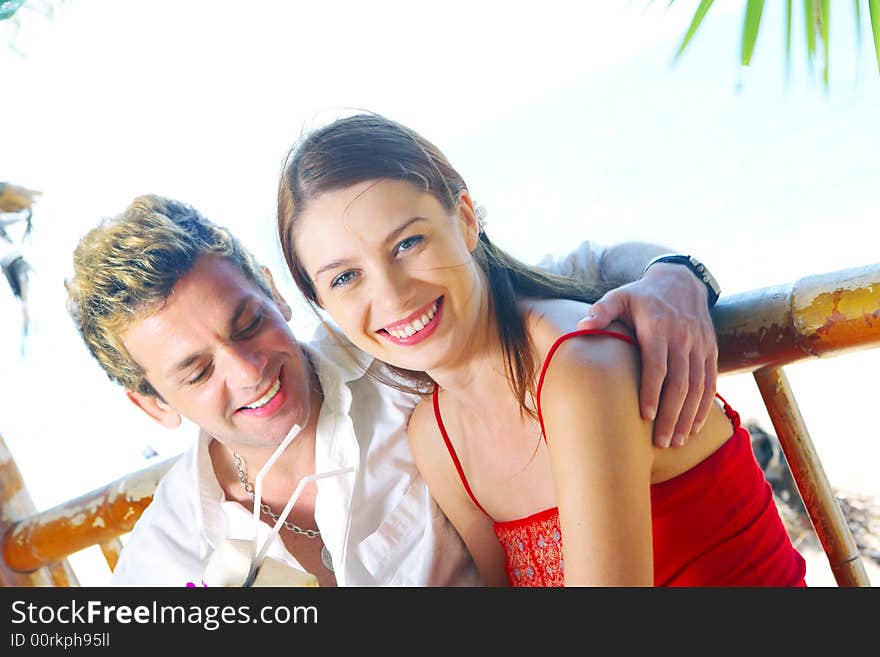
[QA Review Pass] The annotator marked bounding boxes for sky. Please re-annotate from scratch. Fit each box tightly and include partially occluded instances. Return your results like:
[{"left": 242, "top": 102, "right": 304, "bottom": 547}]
[{"left": 1, "top": 0, "right": 878, "bottom": 585}]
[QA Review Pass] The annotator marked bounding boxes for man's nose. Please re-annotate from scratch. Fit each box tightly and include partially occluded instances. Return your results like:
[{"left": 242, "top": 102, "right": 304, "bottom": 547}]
[{"left": 221, "top": 343, "right": 268, "bottom": 388}]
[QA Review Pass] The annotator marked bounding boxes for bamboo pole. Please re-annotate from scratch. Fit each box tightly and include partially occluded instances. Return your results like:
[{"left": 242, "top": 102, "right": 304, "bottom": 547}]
[
  {"left": 99, "top": 538, "right": 124, "bottom": 572},
  {"left": 1, "top": 456, "right": 176, "bottom": 574},
  {"left": 48, "top": 561, "right": 78, "bottom": 587},
  {"left": 0, "top": 433, "right": 77, "bottom": 586},
  {"left": 753, "top": 366, "right": 870, "bottom": 587},
  {"left": 715, "top": 262, "right": 880, "bottom": 374}
]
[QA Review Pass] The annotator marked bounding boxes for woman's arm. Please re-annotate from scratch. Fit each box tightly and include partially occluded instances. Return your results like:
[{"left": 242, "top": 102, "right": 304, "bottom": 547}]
[
  {"left": 538, "top": 329, "right": 656, "bottom": 586},
  {"left": 407, "top": 399, "right": 509, "bottom": 587}
]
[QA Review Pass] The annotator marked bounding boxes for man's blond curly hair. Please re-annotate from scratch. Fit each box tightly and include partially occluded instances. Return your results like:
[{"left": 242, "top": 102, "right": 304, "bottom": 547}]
[{"left": 66, "top": 195, "right": 272, "bottom": 398}]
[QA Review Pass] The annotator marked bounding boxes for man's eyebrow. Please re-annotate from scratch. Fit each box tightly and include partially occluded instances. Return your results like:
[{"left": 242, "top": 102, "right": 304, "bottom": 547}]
[
  {"left": 228, "top": 296, "right": 251, "bottom": 328},
  {"left": 312, "top": 216, "right": 428, "bottom": 280},
  {"left": 167, "top": 352, "right": 204, "bottom": 379},
  {"left": 165, "top": 297, "right": 251, "bottom": 377}
]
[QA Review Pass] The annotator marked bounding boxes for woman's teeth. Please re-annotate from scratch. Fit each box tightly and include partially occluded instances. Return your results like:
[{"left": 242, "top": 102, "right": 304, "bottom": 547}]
[
  {"left": 244, "top": 377, "right": 281, "bottom": 409},
  {"left": 387, "top": 301, "right": 437, "bottom": 339}
]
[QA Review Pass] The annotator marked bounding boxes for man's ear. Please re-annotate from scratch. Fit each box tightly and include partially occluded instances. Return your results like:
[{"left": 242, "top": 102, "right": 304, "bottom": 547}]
[
  {"left": 126, "top": 390, "right": 182, "bottom": 429},
  {"left": 456, "top": 189, "right": 480, "bottom": 252},
  {"left": 262, "top": 267, "right": 293, "bottom": 321}
]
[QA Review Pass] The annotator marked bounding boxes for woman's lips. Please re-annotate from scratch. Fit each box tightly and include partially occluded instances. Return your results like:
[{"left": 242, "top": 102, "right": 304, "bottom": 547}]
[{"left": 379, "top": 297, "right": 443, "bottom": 346}]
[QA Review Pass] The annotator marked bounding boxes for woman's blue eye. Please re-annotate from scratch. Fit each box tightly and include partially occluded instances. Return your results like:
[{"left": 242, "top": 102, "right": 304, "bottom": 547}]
[
  {"left": 395, "top": 235, "right": 423, "bottom": 255},
  {"left": 331, "top": 271, "right": 356, "bottom": 288}
]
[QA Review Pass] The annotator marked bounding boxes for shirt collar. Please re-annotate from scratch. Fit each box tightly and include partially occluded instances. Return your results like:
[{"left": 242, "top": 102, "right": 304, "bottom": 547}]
[{"left": 193, "top": 429, "right": 228, "bottom": 554}]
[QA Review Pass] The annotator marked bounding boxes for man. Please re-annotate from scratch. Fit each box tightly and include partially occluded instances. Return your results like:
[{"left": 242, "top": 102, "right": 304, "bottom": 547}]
[{"left": 66, "top": 195, "right": 720, "bottom": 586}]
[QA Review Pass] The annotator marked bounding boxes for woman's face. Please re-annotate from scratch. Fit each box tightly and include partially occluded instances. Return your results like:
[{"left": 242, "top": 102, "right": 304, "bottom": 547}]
[{"left": 293, "top": 178, "right": 485, "bottom": 373}]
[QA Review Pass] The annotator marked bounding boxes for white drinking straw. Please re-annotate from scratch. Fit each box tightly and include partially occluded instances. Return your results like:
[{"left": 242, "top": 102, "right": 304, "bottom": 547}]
[
  {"left": 243, "top": 422, "right": 354, "bottom": 586},
  {"left": 245, "top": 424, "right": 300, "bottom": 584},
  {"left": 245, "top": 466, "right": 354, "bottom": 585}
]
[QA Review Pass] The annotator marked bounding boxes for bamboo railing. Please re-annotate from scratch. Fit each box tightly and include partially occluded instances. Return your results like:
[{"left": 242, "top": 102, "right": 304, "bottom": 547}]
[
  {"left": 2, "top": 262, "right": 878, "bottom": 586},
  {"left": 712, "top": 262, "right": 879, "bottom": 586},
  {"left": 0, "top": 434, "right": 79, "bottom": 586},
  {"left": 1, "top": 451, "right": 175, "bottom": 585}
]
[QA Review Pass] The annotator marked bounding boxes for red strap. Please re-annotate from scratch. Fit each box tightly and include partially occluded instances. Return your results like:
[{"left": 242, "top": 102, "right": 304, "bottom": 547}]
[
  {"left": 434, "top": 328, "right": 738, "bottom": 516},
  {"left": 714, "top": 392, "right": 741, "bottom": 428},
  {"left": 535, "top": 329, "right": 638, "bottom": 442},
  {"left": 432, "top": 388, "right": 490, "bottom": 516},
  {"left": 534, "top": 329, "right": 739, "bottom": 439}
]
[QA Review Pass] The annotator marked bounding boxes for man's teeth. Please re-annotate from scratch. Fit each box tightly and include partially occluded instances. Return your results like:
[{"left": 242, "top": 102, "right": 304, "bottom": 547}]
[
  {"left": 387, "top": 302, "right": 437, "bottom": 340},
  {"left": 244, "top": 377, "right": 281, "bottom": 409}
]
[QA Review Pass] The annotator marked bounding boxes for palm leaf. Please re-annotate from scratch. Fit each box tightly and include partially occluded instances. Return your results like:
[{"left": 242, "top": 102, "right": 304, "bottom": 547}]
[
  {"left": 674, "top": 0, "right": 716, "bottom": 60},
  {"left": 820, "top": 0, "right": 830, "bottom": 84},
  {"left": 870, "top": 0, "right": 880, "bottom": 72},
  {"left": 855, "top": 0, "right": 863, "bottom": 48},
  {"left": 667, "top": 0, "right": 880, "bottom": 83},
  {"left": 741, "top": 0, "right": 766, "bottom": 65},
  {"left": 804, "top": 0, "right": 817, "bottom": 58},
  {"left": 0, "top": 0, "right": 27, "bottom": 21},
  {"left": 786, "top": 0, "right": 794, "bottom": 74}
]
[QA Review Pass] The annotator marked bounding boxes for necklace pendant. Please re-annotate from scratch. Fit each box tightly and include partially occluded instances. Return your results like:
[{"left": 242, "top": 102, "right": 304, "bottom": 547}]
[{"left": 321, "top": 544, "right": 334, "bottom": 573}]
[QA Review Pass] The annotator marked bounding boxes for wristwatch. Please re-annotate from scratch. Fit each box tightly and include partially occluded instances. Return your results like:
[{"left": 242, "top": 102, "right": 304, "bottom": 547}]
[{"left": 643, "top": 254, "right": 721, "bottom": 309}]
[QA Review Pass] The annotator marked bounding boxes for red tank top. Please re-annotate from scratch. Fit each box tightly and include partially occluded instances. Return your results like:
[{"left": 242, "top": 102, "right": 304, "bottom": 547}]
[{"left": 432, "top": 329, "right": 807, "bottom": 586}]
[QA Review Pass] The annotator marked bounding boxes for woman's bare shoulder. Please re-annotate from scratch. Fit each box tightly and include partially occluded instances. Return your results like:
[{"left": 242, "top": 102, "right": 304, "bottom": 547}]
[
  {"left": 520, "top": 297, "right": 637, "bottom": 368},
  {"left": 407, "top": 394, "right": 439, "bottom": 449}
]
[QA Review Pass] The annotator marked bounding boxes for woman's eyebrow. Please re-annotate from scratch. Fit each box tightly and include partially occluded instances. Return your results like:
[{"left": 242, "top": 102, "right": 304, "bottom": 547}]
[
  {"left": 382, "top": 216, "right": 427, "bottom": 246},
  {"left": 312, "top": 216, "right": 428, "bottom": 280},
  {"left": 313, "top": 257, "right": 354, "bottom": 280}
]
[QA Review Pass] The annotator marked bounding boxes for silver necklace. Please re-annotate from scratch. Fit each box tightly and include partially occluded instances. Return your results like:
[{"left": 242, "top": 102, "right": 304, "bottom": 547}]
[{"left": 232, "top": 451, "right": 334, "bottom": 573}]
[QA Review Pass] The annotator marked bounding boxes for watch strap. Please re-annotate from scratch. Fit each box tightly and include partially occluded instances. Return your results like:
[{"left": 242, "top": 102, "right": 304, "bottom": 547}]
[{"left": 643, "top": 254, "right": 720, "bottom": 309}]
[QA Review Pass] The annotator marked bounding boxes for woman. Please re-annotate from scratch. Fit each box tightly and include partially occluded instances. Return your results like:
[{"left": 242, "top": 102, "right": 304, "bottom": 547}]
[{"left": 276, "top": 113, "right": 807, "bottom": 586}]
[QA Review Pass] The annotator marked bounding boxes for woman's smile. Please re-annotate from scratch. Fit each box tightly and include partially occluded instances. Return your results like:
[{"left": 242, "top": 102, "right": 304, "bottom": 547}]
[{"left": 378, "top": 297, "right": 443, "bottom": 345}]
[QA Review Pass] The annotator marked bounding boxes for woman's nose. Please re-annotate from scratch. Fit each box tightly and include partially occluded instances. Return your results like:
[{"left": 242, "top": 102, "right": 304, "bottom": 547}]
[{"left": 373, "top": 266, "right": 415, "bottom": 312}]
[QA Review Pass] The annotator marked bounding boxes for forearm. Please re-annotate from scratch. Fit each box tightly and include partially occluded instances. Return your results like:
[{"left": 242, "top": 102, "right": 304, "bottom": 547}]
[{"left": 597, "top": 241, "right": 673, "bottom": 290}]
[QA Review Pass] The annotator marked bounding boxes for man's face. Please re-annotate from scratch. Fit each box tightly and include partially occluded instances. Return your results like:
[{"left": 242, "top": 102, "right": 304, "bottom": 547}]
[{"left": 121, "top": 253, "right": 312, "bottom": 451}]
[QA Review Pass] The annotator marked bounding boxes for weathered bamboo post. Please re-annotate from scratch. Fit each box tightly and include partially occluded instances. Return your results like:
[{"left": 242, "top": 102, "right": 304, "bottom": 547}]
[
  {"left": 754, "top": 366, "right": 870, "bottom": 586},
  {"left": 99, "top": 538, "right": 124, "bottom": 572},
  {"left": 0, "top": 433, "right": 78, "bottom": 586},
  {"left": 714, "top": 262, "right": 880, "bottom": 587},
  {"left": 715, "top": 263, "right": 880, "bottom": 373},
  {"left": 1, "top": 456, "right": 175, "bottom": 575}
]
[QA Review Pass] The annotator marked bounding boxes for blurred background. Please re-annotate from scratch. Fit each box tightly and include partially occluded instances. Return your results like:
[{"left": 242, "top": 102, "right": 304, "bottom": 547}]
[{"left": 1, "top": 0, "right": 878, "bottom": 585}]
